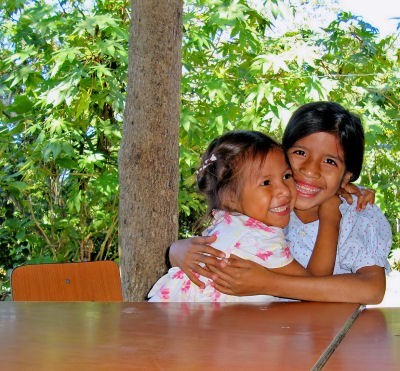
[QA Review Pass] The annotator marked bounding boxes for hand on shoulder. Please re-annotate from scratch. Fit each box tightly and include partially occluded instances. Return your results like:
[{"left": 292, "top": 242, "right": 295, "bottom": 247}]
[{"left": 339, "top": 183, "right": 375, "bottom": 211}]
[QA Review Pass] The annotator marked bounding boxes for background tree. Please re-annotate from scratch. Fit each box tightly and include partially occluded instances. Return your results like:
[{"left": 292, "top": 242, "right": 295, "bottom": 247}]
[{"left": 119, "top": 0, "right": 183, "bottom": 300}]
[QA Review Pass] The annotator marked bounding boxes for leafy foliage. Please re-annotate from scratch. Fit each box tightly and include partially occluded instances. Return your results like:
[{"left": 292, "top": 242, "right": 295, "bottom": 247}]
[
  {"left": 180, "top": 1, "right": 400, "bottom": 248},
  {"left": 0, "top": 0, "right": 129, "bottom": 284},
  {"left": 0, "top": 0, "right": 399, "bottom": 297}
]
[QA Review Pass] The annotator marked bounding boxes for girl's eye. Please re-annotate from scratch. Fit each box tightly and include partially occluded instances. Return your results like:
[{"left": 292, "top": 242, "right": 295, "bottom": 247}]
[
  {"left": 325, "top": 158, "right": 337, "bottom": 166},
  {"left": 261, "top": 179, "right": 270, "bottom": 186},
  {"left": 293, "top": 149, "right": 305, "bottom": 156},
  {"left": 283, "top": 172, "right": 293, "bottom": 180}
]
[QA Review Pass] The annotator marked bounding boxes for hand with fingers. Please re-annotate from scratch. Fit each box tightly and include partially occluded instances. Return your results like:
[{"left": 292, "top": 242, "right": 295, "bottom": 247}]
[
  {"left": 209, "top": 255, "right": 270, "bottom": 296},
  {"left": 169, "top": 234, "right": 226, "bottom": 289},
  {"left": 339, "top": 183, "right": 375, "bottom": 211}
]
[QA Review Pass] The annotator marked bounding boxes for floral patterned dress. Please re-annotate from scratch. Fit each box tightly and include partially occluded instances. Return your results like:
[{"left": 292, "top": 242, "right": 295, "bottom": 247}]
[{"left": 148, "top": 210, "right": 293, "bottom": 302}]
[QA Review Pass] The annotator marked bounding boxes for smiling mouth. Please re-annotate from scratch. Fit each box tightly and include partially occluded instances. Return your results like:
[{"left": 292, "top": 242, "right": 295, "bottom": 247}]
[
  {"left": 270, "top": 204, "right": 290, "bottom": 213},
  {"left": 295, "top": 182, "right": 321, "bottom": 195}
]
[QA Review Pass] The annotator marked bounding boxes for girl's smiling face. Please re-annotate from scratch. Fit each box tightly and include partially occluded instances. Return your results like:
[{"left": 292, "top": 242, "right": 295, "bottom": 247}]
[
  {"left": 287, "top": 132, "right": 352, "bottom": 222},
  {"left": 233, "top": 148, "right": 297, "bottom": 229}
]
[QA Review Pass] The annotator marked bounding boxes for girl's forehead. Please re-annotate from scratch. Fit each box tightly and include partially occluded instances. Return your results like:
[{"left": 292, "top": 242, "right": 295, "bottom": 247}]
[
  {"left": 243, "top": 148, "right": 288, "bottom": 175},
  {"left": 292, "top": 132, "right": 344, "bottom": 156}
]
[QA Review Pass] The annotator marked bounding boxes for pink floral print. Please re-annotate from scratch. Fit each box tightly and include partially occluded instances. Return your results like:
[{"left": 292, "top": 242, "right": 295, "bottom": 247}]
[
  {"left": 148, "top": 210, "right": 293, "bottom": 302},
  {"left": 244, "top": 218, "right": 274, "bottom": 232},
  {"left": 160, "top": 287, "right": 170, "bottom": 300},
  {"left": 256, "top": 250, "right": 273, "bottom": 261},
  {"left": 283, "top": 246, "right": 291, "bottom": 259},
  {"left": 181, "top": 279, "right": 191, "bottom": 293},
  {"left": 172, "top": 270, "right": 185, "bottom": 279}
]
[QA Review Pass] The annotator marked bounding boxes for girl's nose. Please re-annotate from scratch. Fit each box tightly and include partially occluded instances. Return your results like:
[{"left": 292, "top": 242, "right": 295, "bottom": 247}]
[
  {"left": 300, "top": 158, "right": 320, "bottom": 179},
  {"left": 275, "top": 180, "right": 291, "bottom": 198}
]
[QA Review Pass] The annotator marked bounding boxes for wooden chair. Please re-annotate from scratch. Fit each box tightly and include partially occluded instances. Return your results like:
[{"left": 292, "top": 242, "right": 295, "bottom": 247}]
[{"left": 11, "top": 261, "right": 123, "bottom": 302}]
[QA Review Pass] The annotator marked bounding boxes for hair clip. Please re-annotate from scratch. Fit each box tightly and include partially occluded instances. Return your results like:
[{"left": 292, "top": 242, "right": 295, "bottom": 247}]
[{"left": 196, "top": 154, "right": 217, "bottom": 175}]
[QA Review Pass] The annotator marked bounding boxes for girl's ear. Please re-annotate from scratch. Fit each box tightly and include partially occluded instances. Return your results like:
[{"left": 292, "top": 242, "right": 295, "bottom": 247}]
[{"left": 341, "top": 172, "right": 353, "bottom": 188}]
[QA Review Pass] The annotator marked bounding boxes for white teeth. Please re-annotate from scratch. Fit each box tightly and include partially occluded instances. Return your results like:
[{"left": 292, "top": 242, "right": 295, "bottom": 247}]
[
  {"left": 270, "top": 205, "right": 287, "bottom": 212},
  {"left": 295, "top": 183, "right": 320, "bottom": 194}
]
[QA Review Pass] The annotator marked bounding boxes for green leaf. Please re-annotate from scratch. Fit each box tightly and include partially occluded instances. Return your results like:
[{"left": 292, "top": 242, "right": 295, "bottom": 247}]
[
  {"left": 75, "top": 90, "right": 91, "bottom": 118},
  {"left": 11, "top": 95, "right": 34, "bottom": 114}
]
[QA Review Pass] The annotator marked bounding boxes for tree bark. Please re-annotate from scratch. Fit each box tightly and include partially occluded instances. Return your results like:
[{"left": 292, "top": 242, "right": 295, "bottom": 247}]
[{"left": 119, "top": 0, "right": 183, "bottom": 301}]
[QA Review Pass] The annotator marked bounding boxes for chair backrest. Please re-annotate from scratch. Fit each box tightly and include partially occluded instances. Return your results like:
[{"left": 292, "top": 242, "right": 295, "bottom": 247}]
[{"left": 11, "top": 261, "right": 123, "bottom": 302}]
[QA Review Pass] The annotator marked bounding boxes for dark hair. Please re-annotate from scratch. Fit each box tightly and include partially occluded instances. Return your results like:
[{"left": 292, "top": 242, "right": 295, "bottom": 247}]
[
  {"left": 282, "top": 101, "right": 364, "bottom": 182},
  {"left": 197, "top": 130, "right": 284, "bottom": 221}
]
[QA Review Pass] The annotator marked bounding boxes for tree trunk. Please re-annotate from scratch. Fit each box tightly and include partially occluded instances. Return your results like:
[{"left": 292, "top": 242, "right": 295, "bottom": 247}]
[{"left": 119, "top": 0, "right": 183, "bottom": 301}]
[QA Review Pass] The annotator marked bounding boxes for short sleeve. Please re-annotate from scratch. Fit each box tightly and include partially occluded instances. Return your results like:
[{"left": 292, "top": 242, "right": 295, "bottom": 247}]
[{"left": 230, "top": 228, "right": 294, "bottom": 269}]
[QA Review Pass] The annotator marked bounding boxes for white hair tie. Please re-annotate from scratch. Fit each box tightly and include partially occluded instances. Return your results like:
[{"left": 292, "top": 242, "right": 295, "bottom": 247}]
[{"left": 196, "top": 154, "right": 217, "bottom": 175}]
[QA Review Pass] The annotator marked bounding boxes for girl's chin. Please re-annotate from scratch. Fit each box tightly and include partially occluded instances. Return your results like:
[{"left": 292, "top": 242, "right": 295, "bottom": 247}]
[
  {"left": 294, "top": 197, "right": 319, "bottom": 210},
  {"left": 293, "top": 200, "right": 321, "bottom": 220}
]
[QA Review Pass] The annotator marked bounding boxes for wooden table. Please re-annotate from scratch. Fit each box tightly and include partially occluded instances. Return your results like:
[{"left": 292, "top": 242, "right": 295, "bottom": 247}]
[
  {"left": 0, "top": 301, "right": 360, "bottom": 370},
  {"left": 325, "top": 307, "right": 400, "bottom": 370}
]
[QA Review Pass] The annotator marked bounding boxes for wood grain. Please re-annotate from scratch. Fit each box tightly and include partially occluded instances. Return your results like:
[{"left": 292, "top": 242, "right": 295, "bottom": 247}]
[{"left": 0, "top": 301, "right": 360, "bottom": 370}]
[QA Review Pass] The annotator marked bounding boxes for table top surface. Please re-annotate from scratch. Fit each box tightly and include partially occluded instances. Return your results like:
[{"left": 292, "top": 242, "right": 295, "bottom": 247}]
[
  {"left": 325, "top": 306, "right": 400, "bottom": 370},
  {"left": 0, "top": 301, "right": 361, "bottom": 370}
]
